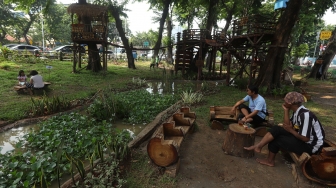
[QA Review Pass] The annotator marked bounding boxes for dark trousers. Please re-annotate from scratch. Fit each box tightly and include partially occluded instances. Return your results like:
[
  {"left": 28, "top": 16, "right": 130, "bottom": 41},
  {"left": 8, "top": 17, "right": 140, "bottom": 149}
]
[
  {"left": 268, "top": 126, "right": 313, "bottom": 155},
  {"left": 238, "top": 104, "right": 265, "bottom": 125}
]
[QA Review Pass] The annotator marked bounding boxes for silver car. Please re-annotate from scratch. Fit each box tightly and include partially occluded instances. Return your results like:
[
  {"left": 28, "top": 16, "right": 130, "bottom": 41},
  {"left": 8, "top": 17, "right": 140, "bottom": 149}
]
[{"left": 10, "top": 44, "right": 41, "bottom": 57}]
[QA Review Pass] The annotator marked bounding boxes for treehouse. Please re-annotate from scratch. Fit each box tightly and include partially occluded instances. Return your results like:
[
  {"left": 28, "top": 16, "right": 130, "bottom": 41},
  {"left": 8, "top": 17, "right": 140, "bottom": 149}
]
[
  {"left": 67, "top": 3, "right": 108, "bottom": 72},
  {"left": 174, "top": 14, "right": 276, "bottom": 83}
]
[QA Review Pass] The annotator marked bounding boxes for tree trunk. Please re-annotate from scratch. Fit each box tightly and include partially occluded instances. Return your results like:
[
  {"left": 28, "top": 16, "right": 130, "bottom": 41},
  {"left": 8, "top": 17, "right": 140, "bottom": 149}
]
[
  {"left": 22, "top": 13, "right": 36, "bottom": 44},
  {"left": 153, "top": 0, "right": 172, "bottom": 58},
  {"left": 108, "top": 5, "right": 135, "bottom": 69},
  {"left": 255, "top": 0, "right": 303, "bottom": 89},
  {"left": 222, "top": 123, "right": 256, "bottom": 158},
  {"left": 86, "top": 42, "right": 102, "bottom": 72},
  {"left": 167, "top": 6, "right": 173, "bottom": 64},
  {"left": 308, "top": 27, "right": 336, "bottom": 79},
  {"left": 205, "top": 0, "right": 219, "bottom": 32}
]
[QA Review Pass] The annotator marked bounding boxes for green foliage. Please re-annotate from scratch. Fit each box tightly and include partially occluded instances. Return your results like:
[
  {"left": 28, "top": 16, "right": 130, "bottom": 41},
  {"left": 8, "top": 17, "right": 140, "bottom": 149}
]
[
  {"left": 0, "top": 46, "right": 11, "bottom": 58},
  {"left": 291, "top": 43, "right": 309, "bottom": 58},
  {"left": 233, "top": 77, "right": 249, "bottom": 90},
  {"left": 87, "top": 92, "right": 117, "bottom": 121},
  {"left": 0, "top": 112, "right": 133, "bottom": 187},
  {"left": 30, "top": 93, "right": 71, "bottom": 116},
  {"left": 88, "top": 89, "right": 179, "bottom": 124},
  {"left": 271, "top": 85, "right": 292, "bottom": 97},
  {"left": 181, "top": 90, "right": 203, "bottom": 106}
]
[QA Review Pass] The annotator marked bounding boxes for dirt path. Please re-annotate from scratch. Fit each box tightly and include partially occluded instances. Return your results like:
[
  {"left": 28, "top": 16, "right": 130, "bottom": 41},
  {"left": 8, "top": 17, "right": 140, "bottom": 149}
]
[{"left": 172, "top": 83, "right": 336, "bottom": 188}]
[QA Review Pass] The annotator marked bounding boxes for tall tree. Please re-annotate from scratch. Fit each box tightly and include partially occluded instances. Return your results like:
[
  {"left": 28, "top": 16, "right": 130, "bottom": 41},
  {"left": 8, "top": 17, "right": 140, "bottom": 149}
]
[
  {"left": 146, "top": 0, "right": 173, "bottom": 58},
  {"left": 0, "top": 0, "right": 19, "bottom": 44},
  {"left": 255, "top": 0, "right": 303, "bottom": 88},
  {"left": 107, "top": 0, "right": 135, "bottom": 69},
  {"left": 308, "top": 27, "right": 336, "bottom": 79}
]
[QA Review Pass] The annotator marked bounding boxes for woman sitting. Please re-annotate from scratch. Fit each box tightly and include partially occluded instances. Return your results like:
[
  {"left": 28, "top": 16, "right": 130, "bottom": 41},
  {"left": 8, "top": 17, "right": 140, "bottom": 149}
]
[{"left": 26, "top": 70, "right": 44, "bottom": 95}]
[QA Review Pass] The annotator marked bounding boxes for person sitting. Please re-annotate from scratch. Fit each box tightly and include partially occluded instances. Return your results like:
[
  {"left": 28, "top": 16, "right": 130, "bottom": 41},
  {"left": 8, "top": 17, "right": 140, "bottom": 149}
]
[
  {"left": 244, "top": 92, "right": 325, "bottom": 167},
  {"left": 26, "top": 70, "right": 44, "bottom": 95},
  {"left": 17, "top": 70, "right": 27, "bottom": 86},
  {"left": 231, "top": 85, "right": 267, "bottom": 126}
]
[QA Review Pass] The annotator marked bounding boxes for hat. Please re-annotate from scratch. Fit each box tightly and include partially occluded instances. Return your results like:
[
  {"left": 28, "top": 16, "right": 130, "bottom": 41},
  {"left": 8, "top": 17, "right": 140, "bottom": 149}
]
[{"left": 284, "top": 92, "right": 305, "bottom": 105}]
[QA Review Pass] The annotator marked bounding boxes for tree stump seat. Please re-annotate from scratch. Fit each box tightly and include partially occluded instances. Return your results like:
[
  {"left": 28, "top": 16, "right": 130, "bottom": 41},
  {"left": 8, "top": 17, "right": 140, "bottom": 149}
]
[
  {"left": 222, "top": 123, "right": 256, "bottom": 158},
  {"left": 147, "top": 107, "right": 196, "bottom": 177}
]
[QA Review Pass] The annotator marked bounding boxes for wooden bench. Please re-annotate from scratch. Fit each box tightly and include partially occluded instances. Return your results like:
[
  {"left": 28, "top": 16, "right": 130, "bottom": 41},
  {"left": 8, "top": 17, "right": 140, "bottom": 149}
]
[
  {"left": 147, "top": 107, "right": 196, "bottom": 177},
  {"left": 13, "top": 82, "right": 51, "bottom": 95},
  {"left": 209, "top": 106, "right": 274, "bottom": 136}
]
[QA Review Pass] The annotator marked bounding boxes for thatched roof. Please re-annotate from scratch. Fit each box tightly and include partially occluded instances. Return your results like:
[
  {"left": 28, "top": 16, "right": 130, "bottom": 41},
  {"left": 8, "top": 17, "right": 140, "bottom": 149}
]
[{"left": 67, "top": 3, "right": 108, "bottom": 17}]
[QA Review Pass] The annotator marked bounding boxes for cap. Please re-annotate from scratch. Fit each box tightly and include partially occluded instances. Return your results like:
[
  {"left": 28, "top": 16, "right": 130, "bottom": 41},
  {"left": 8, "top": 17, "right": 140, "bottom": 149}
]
[{"left": 284, "top": 92, "right": 305, "bottom": 105}]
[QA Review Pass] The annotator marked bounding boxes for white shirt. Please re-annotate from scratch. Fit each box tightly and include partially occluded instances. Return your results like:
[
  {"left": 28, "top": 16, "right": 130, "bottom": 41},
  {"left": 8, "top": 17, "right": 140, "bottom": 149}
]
[{"left": 31, "top": 75, "right": 44, "bottom": 88}]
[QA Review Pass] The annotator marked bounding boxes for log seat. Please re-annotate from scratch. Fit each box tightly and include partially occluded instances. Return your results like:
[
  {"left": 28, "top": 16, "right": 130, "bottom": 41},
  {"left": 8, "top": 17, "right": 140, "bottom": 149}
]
[
  {"left": 14, "top": 82, "right": 51, "bottom": 95},
  {"left": 147, "top": 107, "right": 196, "bottom": 177}
]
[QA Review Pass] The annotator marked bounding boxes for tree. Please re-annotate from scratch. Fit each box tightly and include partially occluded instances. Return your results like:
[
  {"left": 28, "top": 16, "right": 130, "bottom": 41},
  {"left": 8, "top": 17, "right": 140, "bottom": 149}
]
[
  {"left": 0, "top": 0, "right": 19, "bottom": 44},
  {"left": 107, "top": 0, "right": 136, "bottom": 69},
  {"left": 147, "top": 0, "right": 173, "bottom": 58},
  {"left": 4, "top": 0, "right": 54, "bottom": 44},
  {"left": 255, "top": 0, "right": 303, "bottom": 88},
  {"left": 308, "top": 27, "right": 336, "bottom": 79},
  {"left": 44, "top": 3, "right": 72, "bottom": 45}
]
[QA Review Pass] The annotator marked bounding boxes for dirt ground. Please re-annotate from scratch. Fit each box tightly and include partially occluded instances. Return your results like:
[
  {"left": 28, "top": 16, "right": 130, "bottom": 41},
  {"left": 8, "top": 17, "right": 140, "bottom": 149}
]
[{"left": 144, "top": 83, "right": 336, "bottom": 188}]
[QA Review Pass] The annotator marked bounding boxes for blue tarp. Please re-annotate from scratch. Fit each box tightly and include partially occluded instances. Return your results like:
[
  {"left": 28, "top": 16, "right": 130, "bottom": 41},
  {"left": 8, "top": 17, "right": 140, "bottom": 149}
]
[{"left": 274, "top": 0, "right": 289, "bottom": 10}]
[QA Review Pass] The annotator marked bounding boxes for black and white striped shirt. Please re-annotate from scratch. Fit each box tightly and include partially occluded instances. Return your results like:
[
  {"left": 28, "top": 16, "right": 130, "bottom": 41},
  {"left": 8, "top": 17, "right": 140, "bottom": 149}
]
[{"left": 290, "top": 106, "right": 325, "bottom": 154}]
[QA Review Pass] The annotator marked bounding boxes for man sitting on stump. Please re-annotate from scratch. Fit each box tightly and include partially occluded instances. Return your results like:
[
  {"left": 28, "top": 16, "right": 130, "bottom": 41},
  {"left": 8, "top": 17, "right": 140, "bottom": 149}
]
[
  {"left": 244, "top": 92, "right": 325, "bottom": 167},
  {"left": 231, "top": 85, "right": 267, "bottom": 125}
]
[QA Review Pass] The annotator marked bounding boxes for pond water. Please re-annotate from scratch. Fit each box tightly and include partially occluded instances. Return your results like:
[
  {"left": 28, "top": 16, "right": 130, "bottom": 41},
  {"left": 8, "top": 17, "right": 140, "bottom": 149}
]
[
  {"left": 0, "top": 80, "right": 223, "bottom": 154},
  {"left": 0, "top": 121, "right": 145, "bottom": 154}
]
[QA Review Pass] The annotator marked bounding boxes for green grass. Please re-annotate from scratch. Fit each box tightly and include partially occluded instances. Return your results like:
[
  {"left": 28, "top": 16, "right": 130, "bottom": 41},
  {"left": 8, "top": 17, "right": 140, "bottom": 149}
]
[{"left": 0, "top": 58, "right": 176, "bottom": 121}]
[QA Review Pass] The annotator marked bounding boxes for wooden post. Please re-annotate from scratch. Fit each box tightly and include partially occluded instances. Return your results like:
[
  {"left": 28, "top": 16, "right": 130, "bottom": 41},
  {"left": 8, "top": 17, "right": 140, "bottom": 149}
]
[{"left": 222, "top": 123, "right": 256, "bottom": 158}]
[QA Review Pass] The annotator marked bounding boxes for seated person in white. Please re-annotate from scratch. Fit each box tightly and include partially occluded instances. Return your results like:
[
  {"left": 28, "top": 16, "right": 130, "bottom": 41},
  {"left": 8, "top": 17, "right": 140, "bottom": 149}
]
[{"left": 26, "top": 70, "right": 44, "bottom": 95}]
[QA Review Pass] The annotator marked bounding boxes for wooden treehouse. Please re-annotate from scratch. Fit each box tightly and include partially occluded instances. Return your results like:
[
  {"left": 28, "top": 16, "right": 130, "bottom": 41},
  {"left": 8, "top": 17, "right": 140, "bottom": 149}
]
[
  {"left": 174, "top": 14, "right": 277, "bottom": 83},
  {"left": 67, "top": 3, "right": 108, "bottom": 72}
]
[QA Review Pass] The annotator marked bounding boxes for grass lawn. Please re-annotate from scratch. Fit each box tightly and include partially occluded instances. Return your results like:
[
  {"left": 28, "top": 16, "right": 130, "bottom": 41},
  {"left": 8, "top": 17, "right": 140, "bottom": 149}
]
[{"left": 0, "top": 59, "right": 175, "bottom": 121}]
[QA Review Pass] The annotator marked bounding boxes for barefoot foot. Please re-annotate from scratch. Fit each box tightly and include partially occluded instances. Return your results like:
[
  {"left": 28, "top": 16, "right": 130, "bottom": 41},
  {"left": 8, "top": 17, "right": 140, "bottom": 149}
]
[
  {"left": 243, "top": 145, "right": 261, "bottom": 153},
  {"left": 256, "top": 158, "right": 274, "bottom": 167}
]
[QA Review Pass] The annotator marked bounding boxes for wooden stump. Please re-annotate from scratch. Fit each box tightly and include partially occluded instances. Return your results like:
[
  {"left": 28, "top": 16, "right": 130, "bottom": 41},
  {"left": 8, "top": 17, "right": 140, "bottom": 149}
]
[
  {"left": 222, "top": 123, "right": 256, "bottom": 158},
  {"left": 147, "top": 137, "right": 179, "bottom": 167}
]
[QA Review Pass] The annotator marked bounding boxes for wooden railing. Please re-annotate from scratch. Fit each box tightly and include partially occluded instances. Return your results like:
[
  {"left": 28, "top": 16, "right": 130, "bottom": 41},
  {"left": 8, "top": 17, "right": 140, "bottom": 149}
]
[
  {"left": 71, "top": 24, "right": 106, "bottom": 41},
  {"left": 182, "top": 29, "right": 210, "bottom": 41},
  {"left": 231, "top": 14, "right": 276, "bottom": 37}
]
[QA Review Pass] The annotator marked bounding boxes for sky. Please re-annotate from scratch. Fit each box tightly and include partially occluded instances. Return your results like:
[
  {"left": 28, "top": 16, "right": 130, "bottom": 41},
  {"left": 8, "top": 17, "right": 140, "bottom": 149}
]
[{"left": 58, "top": 0, "right": 335, "bottom": 34}]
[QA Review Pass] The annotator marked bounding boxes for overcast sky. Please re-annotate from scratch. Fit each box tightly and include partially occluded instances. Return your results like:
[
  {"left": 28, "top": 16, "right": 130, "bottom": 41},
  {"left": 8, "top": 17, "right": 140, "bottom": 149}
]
[{"left": 57, "top": 0, "right": 336, "bottom": 33}]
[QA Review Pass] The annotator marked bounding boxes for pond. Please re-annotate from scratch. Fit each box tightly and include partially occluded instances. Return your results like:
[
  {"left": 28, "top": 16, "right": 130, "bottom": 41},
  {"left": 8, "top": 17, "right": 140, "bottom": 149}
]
[
  {"left": 0, "top": 80, "right": 223, "bottom": 154},
  {"left": 0, "top": 121, "right": 145, "bottom": 154}
]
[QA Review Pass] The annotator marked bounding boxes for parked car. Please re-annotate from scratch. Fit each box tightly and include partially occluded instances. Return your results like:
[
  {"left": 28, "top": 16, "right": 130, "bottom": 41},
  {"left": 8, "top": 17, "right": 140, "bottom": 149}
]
[
  {"left": 47, "top": 45, "right": 85, "bottom": 60},
  {"left": 9, "top": 44, "right": 41, "bottom": 57},
  {"left": 3, "top": 44, "right": 19, "bottom": 48}
]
